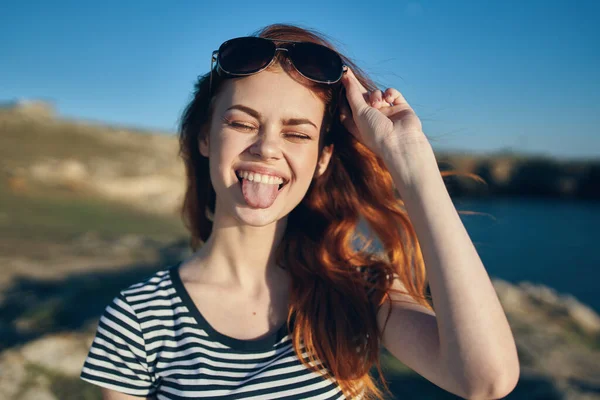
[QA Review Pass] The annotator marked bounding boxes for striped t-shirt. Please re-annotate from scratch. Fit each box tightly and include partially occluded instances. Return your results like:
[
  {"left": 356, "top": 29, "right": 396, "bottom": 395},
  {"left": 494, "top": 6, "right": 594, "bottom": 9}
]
[{"left": 79, "top": 261, "right": 374, "bottom": 399}]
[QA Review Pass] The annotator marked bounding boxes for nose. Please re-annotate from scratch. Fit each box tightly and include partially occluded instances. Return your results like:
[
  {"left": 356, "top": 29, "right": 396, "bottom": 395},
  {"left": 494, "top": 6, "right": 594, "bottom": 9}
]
[{"left": 249, "top": 128, "right": 283, "bottom": 160}]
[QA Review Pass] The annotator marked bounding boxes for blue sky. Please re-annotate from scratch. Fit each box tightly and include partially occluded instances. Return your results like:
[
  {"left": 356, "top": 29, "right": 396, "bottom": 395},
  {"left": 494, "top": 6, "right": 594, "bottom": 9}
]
[{"left": 1, "top": 0, "right": 598, "bottom": 159}]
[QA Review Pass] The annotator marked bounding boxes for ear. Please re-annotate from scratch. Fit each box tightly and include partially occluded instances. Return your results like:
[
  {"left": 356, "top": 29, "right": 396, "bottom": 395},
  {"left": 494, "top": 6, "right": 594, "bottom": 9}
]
[
  {"left": 199, "top": 134, "right": 210, "bottom": 158},
  {"left": 314, "top": 144, "right": 334, "bottom": 178}
]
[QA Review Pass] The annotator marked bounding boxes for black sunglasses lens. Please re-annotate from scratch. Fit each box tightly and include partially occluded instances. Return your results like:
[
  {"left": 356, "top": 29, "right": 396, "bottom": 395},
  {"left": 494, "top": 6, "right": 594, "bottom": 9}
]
[
  {"left": 290, "top": 42, "right": 343, "bottom": 83},
  {"left": 219, "top": 37, "right": 274, "bottom": 74}
]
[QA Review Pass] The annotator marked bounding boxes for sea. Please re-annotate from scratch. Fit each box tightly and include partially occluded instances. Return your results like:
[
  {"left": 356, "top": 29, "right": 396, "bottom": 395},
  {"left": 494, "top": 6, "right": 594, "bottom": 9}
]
[{"left": 362, "top": 197, "right": 600, "bottom": 313}]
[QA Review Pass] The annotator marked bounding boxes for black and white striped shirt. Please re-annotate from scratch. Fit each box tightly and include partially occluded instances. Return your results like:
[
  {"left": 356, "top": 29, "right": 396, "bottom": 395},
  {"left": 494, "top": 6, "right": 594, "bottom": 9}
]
[{"left": 80, "top": 262, "right": 370, "bottom": 399}]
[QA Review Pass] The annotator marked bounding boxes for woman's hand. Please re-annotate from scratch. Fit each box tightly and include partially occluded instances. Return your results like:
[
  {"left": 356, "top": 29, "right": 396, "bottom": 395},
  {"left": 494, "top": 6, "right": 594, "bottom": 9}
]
[{"left": 339, "top": 67, "right": 430, "bottom": 159}]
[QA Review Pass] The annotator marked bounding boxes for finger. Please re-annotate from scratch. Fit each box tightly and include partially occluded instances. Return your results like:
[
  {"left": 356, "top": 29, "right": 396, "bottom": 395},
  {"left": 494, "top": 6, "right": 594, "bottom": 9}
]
[
  {"left": 370, "top": 90, "right": 383, "bottom": 107},
  {"left": 383, "top": 87, "right": 409, "bottom": 106},
  {"left": 341, "top": 67, "right": 370, "bottom": 115}
]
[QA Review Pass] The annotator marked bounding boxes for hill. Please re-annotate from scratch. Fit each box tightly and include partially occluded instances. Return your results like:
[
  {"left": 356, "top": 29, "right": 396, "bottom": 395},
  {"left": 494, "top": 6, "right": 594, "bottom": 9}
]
[{"left": 0, "top": 101, "right": 599, "bottom": 399}]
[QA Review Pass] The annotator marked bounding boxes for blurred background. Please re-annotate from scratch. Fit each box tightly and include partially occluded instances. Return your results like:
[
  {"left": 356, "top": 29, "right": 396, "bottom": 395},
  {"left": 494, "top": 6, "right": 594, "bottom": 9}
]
[{"left": 0, "top": 1, "right": 598, "bottom": 399}]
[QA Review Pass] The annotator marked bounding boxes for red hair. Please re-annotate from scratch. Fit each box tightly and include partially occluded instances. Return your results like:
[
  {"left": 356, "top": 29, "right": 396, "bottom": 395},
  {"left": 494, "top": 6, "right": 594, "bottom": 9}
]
[{"left": 178, "top": 23, "right": 482, "bottom": 399}]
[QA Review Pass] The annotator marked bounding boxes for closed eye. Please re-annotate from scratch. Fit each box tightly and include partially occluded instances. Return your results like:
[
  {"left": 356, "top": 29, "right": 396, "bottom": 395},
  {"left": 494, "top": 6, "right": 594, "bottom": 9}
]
[
  {"left": 285, "top": 133, "right": 311, "bottom": 140},
  {"left": 228, "top": 122, "right": 311, "bottom": 140},
  {"left": 230, "top": 122, "right": 255, "bottom": 131}
]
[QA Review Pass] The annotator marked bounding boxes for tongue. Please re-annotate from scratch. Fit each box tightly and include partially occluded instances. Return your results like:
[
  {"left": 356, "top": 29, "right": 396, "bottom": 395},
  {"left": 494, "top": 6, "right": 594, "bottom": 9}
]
[{"left": 241, "top": 179, "right": 280, "bottom": 209}]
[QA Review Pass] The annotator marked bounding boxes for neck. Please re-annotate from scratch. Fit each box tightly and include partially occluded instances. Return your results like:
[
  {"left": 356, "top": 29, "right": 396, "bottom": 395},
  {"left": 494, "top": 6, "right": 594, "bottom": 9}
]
[{"left": 191, "top": 211, "right": 289, "bottom": 297}]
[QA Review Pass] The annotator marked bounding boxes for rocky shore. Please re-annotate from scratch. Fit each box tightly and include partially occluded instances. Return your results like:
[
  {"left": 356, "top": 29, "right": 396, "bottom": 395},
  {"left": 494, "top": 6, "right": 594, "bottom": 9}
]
[
  {"left": 0, "top": 237, "right": 598, "bottom": 399},
  {"left": 436, "top": 152, "right": 600, "bottom": 201}
]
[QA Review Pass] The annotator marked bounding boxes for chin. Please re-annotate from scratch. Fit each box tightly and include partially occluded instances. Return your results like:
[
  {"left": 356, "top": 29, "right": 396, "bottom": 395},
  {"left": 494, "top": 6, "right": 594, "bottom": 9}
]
[{"left": 232, "top": 206, "right": 288, "bottom": 227}]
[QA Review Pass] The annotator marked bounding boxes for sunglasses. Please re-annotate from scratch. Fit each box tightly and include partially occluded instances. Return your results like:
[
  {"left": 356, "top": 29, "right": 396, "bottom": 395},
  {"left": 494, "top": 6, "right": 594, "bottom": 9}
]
[{"left": 209, "top": 36, "right": 348, "bottom": 95}]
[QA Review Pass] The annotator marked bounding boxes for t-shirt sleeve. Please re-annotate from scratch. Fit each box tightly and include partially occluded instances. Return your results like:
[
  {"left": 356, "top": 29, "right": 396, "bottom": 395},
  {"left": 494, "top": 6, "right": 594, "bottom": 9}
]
[{"left": 80, "top": 292, "right": 156, "bottom": 397}]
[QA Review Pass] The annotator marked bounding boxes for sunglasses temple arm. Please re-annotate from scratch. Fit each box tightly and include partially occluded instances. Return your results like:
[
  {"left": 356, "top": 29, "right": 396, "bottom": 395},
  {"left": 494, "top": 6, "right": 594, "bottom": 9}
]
[{"left": 209, "top": 52, "right": 217, "bottom": 96}]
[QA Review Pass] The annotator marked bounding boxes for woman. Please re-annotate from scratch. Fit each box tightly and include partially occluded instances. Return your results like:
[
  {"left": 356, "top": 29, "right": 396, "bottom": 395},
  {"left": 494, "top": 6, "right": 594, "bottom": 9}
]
[{"left": 80, "top": 23, "right": 519, "bottom": 399}]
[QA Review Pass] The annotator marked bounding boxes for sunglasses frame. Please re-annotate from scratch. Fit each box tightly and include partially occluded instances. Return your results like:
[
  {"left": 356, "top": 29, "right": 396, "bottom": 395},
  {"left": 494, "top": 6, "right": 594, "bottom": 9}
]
[{"left": 209, "top": 37, "right": 348, "bottom": 96}]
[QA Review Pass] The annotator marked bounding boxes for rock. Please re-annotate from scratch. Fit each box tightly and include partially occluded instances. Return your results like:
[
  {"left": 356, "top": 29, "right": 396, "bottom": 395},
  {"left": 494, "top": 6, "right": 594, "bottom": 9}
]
[
  {"left": 491, "top": 278, "right": 524, "bottom": 310},
  {"left": 515, "top": 281, "right": 600, "bottom": 336},
  {"left": 29, "top": 158, "right": 89, "bottom": 184},
  {"left": 562, "top": 295, "right": 600, "bottom": 335},
  {"left": 18, "top": 332, "right": 91, "bottom": 377},
  {"left": 491, "top": 159, "right": 515, "bottom": 185},
  {"left": 19, "top": 388, "right": 57, "bottom": 400},
  {"left": 0, "top": 351, "right": 27, "bottom": 399},
  {"left": 2, "top": 99, "right": 56, "bottom": 119},
  {"left": 492, "top": 279, "right": 600, "bottom": 399},
  {"left": 91, "top": 174, "right": 184, "bottom": 214},
  {"left": 0, "top": 332, "right": 94, "bottom": 399}
]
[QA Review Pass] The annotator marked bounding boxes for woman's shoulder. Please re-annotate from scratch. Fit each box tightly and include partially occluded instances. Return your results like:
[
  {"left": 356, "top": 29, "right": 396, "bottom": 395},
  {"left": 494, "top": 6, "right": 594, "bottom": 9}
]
[
  {"left": 80, "top": 263, "right": 184, "bottom": 397},
  {"left": 109, "top": 261, "right": 182, "bottom": 312},
  {"left": 122, "top": 263, "right": 177, "bottom": 293}
]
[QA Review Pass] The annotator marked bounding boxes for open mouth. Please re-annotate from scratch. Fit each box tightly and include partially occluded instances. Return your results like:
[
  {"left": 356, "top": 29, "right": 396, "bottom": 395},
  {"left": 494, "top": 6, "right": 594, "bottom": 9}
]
[
  {"left": 235, "top": 170, "right": 289, "bottom": 209},
  {"left": 236, "top": 172, "right": 289, "bottom": 191}
]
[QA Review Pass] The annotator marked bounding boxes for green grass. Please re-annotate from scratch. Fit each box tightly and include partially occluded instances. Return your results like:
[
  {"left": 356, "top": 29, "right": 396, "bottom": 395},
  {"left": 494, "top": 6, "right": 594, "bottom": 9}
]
[
  {"left": 0, "top": 109, "right": 168, "bottom": 169},
  {"left": 0, "top": 181, "right": 185, "bottom": 239},
  {"left": 0, "top": 108, "right": 188, "bottom": 255},
  {"left": 0, "top": 178, "right": 187, "bottom": 258},
  {"left": 1, "top": 115, "right": 127, "bottom": 167},
  {"left": 0, "top": 107, "right": 188, "bottom": 259}
]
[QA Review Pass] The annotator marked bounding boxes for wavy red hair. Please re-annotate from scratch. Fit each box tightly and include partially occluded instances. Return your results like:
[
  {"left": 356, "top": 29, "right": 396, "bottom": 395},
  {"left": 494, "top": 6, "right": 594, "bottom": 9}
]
[{"left": 178, "top": 23, "right": 482, "bottom": 399}]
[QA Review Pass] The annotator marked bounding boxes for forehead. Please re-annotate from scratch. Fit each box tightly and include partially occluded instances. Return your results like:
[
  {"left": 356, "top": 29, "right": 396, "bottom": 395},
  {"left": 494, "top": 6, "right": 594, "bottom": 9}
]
[{"left": 214, "top": 68, "right": 326, "bottom": 123}]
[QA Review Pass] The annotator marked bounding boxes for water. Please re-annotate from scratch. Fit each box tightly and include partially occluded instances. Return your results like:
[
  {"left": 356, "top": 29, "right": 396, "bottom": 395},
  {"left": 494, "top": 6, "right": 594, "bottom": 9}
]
[
  {"left": 456, "top": 197, "right": 599, "bottom": 312},
  {"left": 361, "top": 197, "right": 600, "bottom": 313}
]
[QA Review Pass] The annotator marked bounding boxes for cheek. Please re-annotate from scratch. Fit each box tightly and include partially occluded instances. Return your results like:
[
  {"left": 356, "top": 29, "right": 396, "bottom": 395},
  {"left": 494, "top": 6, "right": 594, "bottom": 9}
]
[
  {"left": 213, "top": 131, "right": 243, "bottom": 163},
  {"left": 289, "top": 148, "right": 320, "bottom": 183},
  {"left": 206, "top": 132, "right": 241, "bottom": 188}
]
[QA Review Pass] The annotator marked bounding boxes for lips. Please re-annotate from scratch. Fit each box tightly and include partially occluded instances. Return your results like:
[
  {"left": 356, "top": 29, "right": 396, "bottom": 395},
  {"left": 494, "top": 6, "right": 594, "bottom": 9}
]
[{"left": 234, "top": 165, "right": 289, "bottom": 180}]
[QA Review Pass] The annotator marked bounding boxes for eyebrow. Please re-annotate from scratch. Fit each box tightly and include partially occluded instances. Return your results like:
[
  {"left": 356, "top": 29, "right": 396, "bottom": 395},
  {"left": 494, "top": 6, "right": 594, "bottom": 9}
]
[{"left": 225, "top": 104, "right": 318, "bottom": 130}]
